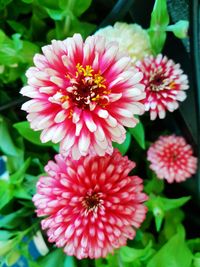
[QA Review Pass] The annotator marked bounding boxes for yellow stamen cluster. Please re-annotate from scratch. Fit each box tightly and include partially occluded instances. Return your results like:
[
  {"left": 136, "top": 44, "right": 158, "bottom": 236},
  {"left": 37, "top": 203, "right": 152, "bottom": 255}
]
[
  {"left": 68, "top": 109, "right": 73, "bottom": 118},
  {"left": 76, "top": 63, "right": 94, "bottom": 77},
  {"left": 64, "top": 63, "right": 109, "bottom": 110},
  {"left": 169, "top": 81, "right": 176, "bottom": 89},
  {"left": 75, "top": 64, "right": 106, "bottom": 89},
  {"left": 94, "top": 73, "right": 106, "bottom": 88},
  {"left": 60, "top": 95, "right": 69, "bottom": 103}
]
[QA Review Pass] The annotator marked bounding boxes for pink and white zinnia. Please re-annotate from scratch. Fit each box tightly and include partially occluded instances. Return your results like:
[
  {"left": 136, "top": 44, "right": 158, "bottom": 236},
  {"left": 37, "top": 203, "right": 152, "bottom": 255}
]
[
  {"left": 21, "top": 34, "right": 145, "bottom": 159},
  {"left": 136, "top": 54, "right": 189, "bottom": 120},
  {"left": 33, "top": 149, "right": 148, "bottom": 259},
  {"left": 147, "top": 135, "right": 197, "bottom": 183}
]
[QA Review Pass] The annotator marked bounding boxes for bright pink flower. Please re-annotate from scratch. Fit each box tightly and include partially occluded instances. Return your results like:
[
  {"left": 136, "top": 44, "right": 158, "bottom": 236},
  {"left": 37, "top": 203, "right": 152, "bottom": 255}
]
[
  {"left": 33, "top": 149, "right": 148, "bottom": 259},
  {"left": 147, "top": 135, "right": 197, "bottom": 183},
  {"left": 20, "top": 34, "right": 145, "bottom": 159},
  {"left": 136, "top": 54, "right": 189, "bottom": 120}
]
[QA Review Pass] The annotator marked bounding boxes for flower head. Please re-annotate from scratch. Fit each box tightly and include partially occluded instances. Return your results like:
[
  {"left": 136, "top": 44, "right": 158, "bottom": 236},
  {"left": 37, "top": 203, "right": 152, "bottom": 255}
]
[
  {"left": 33, "top": 149, "right": 148, "bottom": 259},
  {"left": 147, "top": 135, "right": 197, "bottom": 183},
  {"left": 20, "top": 34, "right": 145, "bottom": 159},
  {"left": 136, "top": 54, "right": 189, "bottom": 120},
  {"left": 95, "top": 22, "right": 152, "bottom": 63}
]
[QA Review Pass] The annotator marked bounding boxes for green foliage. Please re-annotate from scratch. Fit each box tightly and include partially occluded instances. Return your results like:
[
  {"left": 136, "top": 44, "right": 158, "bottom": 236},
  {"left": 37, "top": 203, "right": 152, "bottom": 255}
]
[
  {"left": 37, "top": 249, "right": 66, "bottom": 267},
  {"left": 113, "top": 131, "right": 131, "bottom": 155},
  {"left": 0, "top": 207, "right": 33, "bottom": 229},
  {"left": 167, "top": 20, "right": 189, "bottom": 38},
  {"left": 120, "top": 242, "right": 154, "bottom": 263},
  {"left": 148, "top": 0, "right": 189, "bottom": 54},
  {"left": 10, "top": 157, "right": 31, "bottom": 184},
  {"left": 193, "top": 253, "right": 200, "bottom": 267},
  {"left": 95, "top": 252, "right": 120, "bottom": 267},
  {"left": 147, "top": 226, "right": 193, "bottom": 267},
  {"left": 128, "top": 120, "right": 145, "bottom": 149},
  {"left": 146, "top": 195, "right": 190, "bottom": 231},
  {"left": 148, "top": 0, "right": 169, "bottom": 54},
  {"left": 14, "top": 121, "right": 53, "bottom": 146},
  {"left": 144, "top": 173, "right": 164, "bottom": 194},
  {"left": 0, "top": 230, "right": 16, "bottom": 241},
  {"left": 0, "top": 116, "right": 20, "bottom": 157},
  {"left": 0, "top": 239, "right": 16, "bottom": 257},
  {"left": 5, "top": 249, "right": 21, "bottom": 266},
  {"left": 0, "top": 180, "right": 14, "bottom": 209}
]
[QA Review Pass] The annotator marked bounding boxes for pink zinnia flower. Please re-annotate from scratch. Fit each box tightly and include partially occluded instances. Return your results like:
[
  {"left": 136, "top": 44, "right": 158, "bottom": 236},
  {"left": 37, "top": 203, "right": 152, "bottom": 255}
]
[
  {"left": 20, "top": 34, "right": 145, "bottom": 159},
  {"left": 33, "top": 149, "right": 148, "bottom": 259},
  {"left": 147, "top": 135, "right": 197, "bottom": 183},
  {"left": 136, "top": 54, "right": 189, "bottom": 120}
]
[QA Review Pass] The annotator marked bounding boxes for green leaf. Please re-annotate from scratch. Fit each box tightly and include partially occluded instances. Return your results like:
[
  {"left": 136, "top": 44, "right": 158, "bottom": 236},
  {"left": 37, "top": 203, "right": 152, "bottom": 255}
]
[
  {"left": 148, "top": 30, "right": 166, "bottom": 54},
  {"left": 18, "top": 41, "right": 39, "bottom": 64},
  {"left": 147, "top": 226, "right": 192, "bottom": 267},
  {"left": 148, "top": 0, "right": 169, "bottom": 54},
  {"left": 72, "top": 20, "right": 96, "bottom": 38},
  {"left": 0, "top": 116, "right": 20, "bottom": 156},
  {"left": 0, "top": 30, "right": 19, "bottom": 65},
  {"left": 21, "top": 0, "right": 33, "bottom": 3},
  {"left": 55, "top": 16, "right": 96, "bottom": 39},
  {"left": 0, "top": 180, "right": 13, "bottom": 209},
  {"left": 146, "top": 195, "right": 190, "bottom": 232},
  {"left": 0, "top": 208, "right": 32, "bottom": 229},
  {"left": 150, "top": 0, "right": 169, "bottom": 29},
  {"left": 113, "top": 131, "right": 131, "bottom": 155},
  {"left": 10, "top": 158, "right": 31, "bottom": 184},
  {"left": 193, "top": 253, "right": 200, "bottom": 267},
  {"left": 39, "top": 0, "right": 59, "bottom": 9},
  {"left": 0, "top": 239, "right": 16, "bottom": 256},
  {"left": 22, "top": 174, "right": 39, "bottom": 196},
  {"left": 30, "top": 14, "right": 47, "bottom": 40},
  {"left": 0, "top": 231, "right": 16, "bottom": 241},
  {"left": 6, "top": 151, "right": 25, "bottom": 175},
  {"left": 153, "top": 207, "right": 164, "bottom": 231},
  {"left": 7, "top": 20, "right": 28, "bottom": 37},
  {"left": 46, "top": 8, "right": 66, "bottom": 20},
  {"left": 0, "top": 0, "right": 12, "bottom": 10},
  {"left": 95, "top": 252, "right": 121, "bottom": 267},
  {"left": 147, "top": 195, "right": 191, "bottom": 213},
  {"left": 120, "top": 242, "right": 153, "bottom": 263},
  {"left": 163, "top": 209, "right": 185, "bottom": 240},
  {"left": 187, "top": 238, "right": 200, "bottom": 253},
  {"left": 5, "top": 250, "right": 21, "bottom": 266},
  {"left": 128, "top": 121, "right": 145, "bottom": 149},
  {"left": 64, "top": 256, "right": 76, "bottom": 267},
  {"left": 160, "top": 196, "right": 191, "bottom": 211},
  {"left": 59, "top": 0, "right": 92, "bottom": 17},
  {"left": 12, "top": 34, "right": 23, "bottom": 50},
  {"left": 14, "top": 186, "right": 32, "bottom": 200},
  {"left": 37, "top": 249, "right": 66, "bottom": 267},
  {"left": 13, "top": 121, "right": 53, "bottom": 147},
  {"left": 144, "top": 173, "right": 164, "bottom": 194},
  {"left": 167, "top": 20, "right": 189, "bottom": 39}
]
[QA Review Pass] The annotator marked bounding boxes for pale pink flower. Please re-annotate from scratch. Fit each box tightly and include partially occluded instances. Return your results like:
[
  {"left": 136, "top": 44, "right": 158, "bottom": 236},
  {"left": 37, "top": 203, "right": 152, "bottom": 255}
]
[
  {"left": 33, "top": 149, "right": 148, "bottom": 259},
  {"left": 147, "top": 135, "right": 197, "bottom": 183},
  {"left": 20, "top": 34, "right": 145, "bottom": 159},
  {"left": 135, "top": 54, "right": 189, "bottom": 120}
]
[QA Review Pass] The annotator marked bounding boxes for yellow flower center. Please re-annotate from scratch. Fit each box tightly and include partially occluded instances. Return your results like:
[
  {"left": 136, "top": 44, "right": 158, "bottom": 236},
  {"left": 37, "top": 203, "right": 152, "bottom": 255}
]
[{"left": 65, "top": 64, "right": 109, "bottom": 110}]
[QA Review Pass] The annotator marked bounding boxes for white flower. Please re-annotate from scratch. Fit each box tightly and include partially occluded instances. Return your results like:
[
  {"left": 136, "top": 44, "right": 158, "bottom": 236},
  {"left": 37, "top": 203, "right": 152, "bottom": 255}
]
[{"left": 95, "top": 22, "right": 152, "bottom": 63}]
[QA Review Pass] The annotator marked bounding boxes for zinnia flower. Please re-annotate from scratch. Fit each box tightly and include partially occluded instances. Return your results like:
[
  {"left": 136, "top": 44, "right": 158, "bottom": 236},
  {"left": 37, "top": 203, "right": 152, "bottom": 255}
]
[
  {"left": 20, "top": 34, "right": 145, "bottom": 159},
  {"left": 147, "top": 135, "right": 197, "bottom": 183},
  {"left": 95, "top": 22, "right": 152, "bottom": 63},
  {"left": 33, "top": 149, "right": 148, "bottom": 259},
  {"left": 136, "top": 54, "right": 189, "bottom": 120}
]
